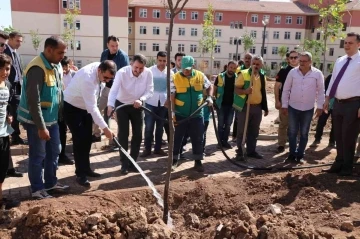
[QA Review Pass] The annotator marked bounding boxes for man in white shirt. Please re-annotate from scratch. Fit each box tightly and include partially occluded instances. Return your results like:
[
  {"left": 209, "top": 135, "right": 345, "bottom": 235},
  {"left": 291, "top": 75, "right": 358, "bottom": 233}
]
[
  {"left": 61, "top": 56, "right": 75, "bottom": 90},
  {"left": 140, "top": 51, "right": 173, "bottom": 157},
  {"left": 107, "top": 54, "right": 154, "bottom": 175},
  {"left": 323, "top": 32, "right": 360, "bottom": 176},
  {"left": 282, "top": 52, "right": 324, "bottom": 164},
  {"left": 64, "top": 60, "right": 116, "bottom": 187}
]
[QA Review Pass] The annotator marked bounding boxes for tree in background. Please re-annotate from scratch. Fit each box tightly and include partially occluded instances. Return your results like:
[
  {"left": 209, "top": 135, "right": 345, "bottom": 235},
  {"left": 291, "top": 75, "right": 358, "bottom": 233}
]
[
  {"left": 310, "top": 0, "right": 347, "bottom": 71},
  {"left": 1, "top": 26, "right": 19, "bottom": 34},
  {"left": 241, "top": 32, "right": 255, "bottom": 53},
  {"left": 302, "top": 39, "right": 325, "bottom": 68},
  {"left": 199, "top": 3, "right": 217, "bottom": 76},
  {"left": 29, "top": 29, "right": 42, "bottom": 54},
  {"left": 62, "top": 6, "right": 81, "bottom": 60},
  {"left": 278, "top": 45, "right": 288, "bottom": 68}
]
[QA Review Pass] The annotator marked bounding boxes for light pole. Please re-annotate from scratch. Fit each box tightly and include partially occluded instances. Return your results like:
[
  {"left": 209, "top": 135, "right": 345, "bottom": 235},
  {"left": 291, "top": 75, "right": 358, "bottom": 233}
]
[
  {"left": 261, "top": 18, "right": 269, "bottom": 58},
  {"left": 235, "top": 36, "right": 242, "bottom": 61},
  {"left": 103, "top": 0, "right": 109, "bottom": 50}
]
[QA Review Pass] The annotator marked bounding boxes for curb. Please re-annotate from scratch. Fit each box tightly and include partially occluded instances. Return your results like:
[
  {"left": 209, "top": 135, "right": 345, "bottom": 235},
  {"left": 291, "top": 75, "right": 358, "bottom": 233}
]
[{"left": 258, "top": 131, "right": 331, "bottom": 140}]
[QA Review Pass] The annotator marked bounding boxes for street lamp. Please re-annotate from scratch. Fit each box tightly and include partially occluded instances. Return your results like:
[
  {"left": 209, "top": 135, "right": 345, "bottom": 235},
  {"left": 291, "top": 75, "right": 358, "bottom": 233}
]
[
  {"left": 261, "top": 18, "right": 269, "bottom": 57},
  {"left": 235, "top": 36, "right": 242, "bottom": 62}
]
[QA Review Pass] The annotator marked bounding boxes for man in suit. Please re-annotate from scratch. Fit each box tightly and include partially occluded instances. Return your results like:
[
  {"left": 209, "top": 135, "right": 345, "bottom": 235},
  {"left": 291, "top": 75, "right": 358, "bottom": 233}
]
[{"left": 4, "top": 31, "right": 26, "bottom": 145}]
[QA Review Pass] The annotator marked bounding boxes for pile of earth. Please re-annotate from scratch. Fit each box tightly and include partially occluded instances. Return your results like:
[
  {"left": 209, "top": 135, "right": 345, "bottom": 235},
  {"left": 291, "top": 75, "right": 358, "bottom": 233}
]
[{"left": 0, "top": 170, "right": 359, "bottom": 238}]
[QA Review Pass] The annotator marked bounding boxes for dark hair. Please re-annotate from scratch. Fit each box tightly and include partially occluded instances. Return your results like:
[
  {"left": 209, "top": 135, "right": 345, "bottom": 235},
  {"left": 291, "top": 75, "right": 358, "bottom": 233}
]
[
  {"left": 288, "top": 50, "right": 298, "bottom": 56},
  {"left": 61, "top": 56, "right": 71, "bottom": 66},
  {"left": 227, "top": 60, "right": 237, "bottom": 66},
  {"left": 9, "top": 31, "right": 22, "bottom": 38},
  {"left": 174, "top": 52, "right": 185, "bottom": 61},
  {"left": 99, "top": 60, "right": 117, "bottom": 75},
  {"left": 0, "top": 53, "right": 12, "bottom": 68},
  {"left": 347, "top": 32, "right": 360, "bottom": 42},
  {"left": 107, "top": 35, "right": 119, "bottom": 43},
  {"left": 286, "top": 52, "right": 290, "bottom": 58},
  {"left": 157, "top": 51, "right": 167, "bottom": 58},
  {"left": 133, "top": 54, "right": 147, "bottom": 65},
  {"left": 0, "top": 31, "right": 9, "bottom": 40},
  {"left": 44, "top": 36, "right": 66, "bottom": 49},
  {"left": 238, "top": 60, "right": 244, "bottom": 66},
  {"left": 170, "top": 61, "right": 175, "bottom": 68}
]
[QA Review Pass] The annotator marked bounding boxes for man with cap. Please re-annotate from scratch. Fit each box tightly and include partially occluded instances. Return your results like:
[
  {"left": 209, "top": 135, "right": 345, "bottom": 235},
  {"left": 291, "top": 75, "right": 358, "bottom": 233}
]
[{"left": 170, "top": 55, "right": 214, "bottom": 172}]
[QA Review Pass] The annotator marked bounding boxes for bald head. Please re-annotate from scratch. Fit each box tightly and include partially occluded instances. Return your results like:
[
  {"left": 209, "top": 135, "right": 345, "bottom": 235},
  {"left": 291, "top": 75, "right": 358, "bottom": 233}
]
[
  {"left": 244, "top": 53, "right": 253, "bottom": 68},
  {"left": 43, "top": 36, "right": 67, "bottom": 64}
]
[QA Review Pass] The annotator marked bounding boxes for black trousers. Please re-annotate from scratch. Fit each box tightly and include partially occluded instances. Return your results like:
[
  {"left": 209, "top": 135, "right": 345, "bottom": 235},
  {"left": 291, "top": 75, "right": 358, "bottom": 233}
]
[
  {"left": 332, "top": 100, "right": 360, "bottom": 171},
  {"left": 115, "top": 100, "right": 144, "bottom": 169},
  {"left": 232, "top": 113, "right": 238, "bottom": 138},
  {"left": 203, "top": 121, "right": 209, "bottom": 152},
  {"left": 0, "top": 136, "right": 10, "bottom": 183},
  {"left": 314, "top": 109, "right": 335, "bottom": 143},
  {"left": 64, "top": 101, "right": 93, "bottom": 177},
  {"left": 10, "top": 98, "right": 21, "bottom": 138},
  {"left": 58, "top": 120, "right": 67, "bottom": 157}
]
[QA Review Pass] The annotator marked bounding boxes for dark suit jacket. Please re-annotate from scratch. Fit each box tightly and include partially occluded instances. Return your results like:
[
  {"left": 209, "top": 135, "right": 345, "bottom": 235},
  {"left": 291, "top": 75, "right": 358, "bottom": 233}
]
[{"left": 4, "top": 45, "right": 23, "bottom": 101}]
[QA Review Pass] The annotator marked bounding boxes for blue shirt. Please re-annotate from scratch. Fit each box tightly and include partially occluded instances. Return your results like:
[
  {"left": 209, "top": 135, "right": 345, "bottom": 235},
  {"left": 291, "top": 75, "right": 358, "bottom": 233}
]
[{"left": 100, "top": 49, "right": 129, "bottom": 88}]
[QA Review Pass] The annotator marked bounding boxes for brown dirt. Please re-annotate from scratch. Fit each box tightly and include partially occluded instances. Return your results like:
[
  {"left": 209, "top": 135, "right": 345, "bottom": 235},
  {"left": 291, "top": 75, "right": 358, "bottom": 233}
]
[{"left": 1, "top": 171, "right": 360, "bottom": 239}]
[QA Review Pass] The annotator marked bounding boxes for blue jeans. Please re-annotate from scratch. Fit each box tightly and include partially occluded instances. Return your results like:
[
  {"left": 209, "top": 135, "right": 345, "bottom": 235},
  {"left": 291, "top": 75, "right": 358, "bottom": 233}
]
[
  {"left": 173, "top": 115, "right": 204, "bottom": 161},
  {"left": 144, "top": 103, "right": 167, "bottom": 151},
  {"left": 217, "top": 104, "right": 235, "bottom": 143},
  {"left": 25, "top": 123, "right": 60, "bottom": 192},
  {"left": 288, "top": 106, "right": 314, "bottom": 158}
]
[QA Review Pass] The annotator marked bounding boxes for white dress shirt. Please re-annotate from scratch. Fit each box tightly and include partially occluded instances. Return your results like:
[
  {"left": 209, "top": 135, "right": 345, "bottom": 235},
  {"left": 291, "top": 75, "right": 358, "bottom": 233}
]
[
  {"left": 108, "top": 65, "right": 154, "bottom": 107},
  {"left": 62, "top": 69, "right": 75, "bottom": 89},
  {"left": 146, "top": 65, "right": 173, "bottom": 107},
  {"left": 282, "top": 66, "right": 325, "bottom": 111},
  {"left": 326, "top": 51, "right": 360, "bottom": 99},
  {"left": 63, "top": 62, "right": 107, "bottom": 129}
]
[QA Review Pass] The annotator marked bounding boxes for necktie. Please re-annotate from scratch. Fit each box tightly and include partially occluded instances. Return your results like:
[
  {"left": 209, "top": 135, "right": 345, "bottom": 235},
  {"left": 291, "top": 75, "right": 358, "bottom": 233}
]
[
  {"left": 12, "top": 52, "right": 22, "bottom": 82},
  {"left": 328, "top": 57, "right": 351, "bottom": 98}
]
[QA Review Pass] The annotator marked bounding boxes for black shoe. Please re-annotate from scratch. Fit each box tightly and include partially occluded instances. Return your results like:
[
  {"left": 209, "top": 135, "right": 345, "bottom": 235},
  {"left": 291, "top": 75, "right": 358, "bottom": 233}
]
[
  {"left": 338, "top": 170, "right": 353, "bottom": 177},
  {"left": 235, "top": 154, "right": 246, "bottom": 162},
  {"left": 76, "top": 177, "right": 90, "bottom": 187},
  {"left": 58, "top": 155, "right": 75, "bottom": 165},
  {"left": 222, "top": 142, "right": 232, "bottom": 149},
  {"left": 6, "top": 168, "right": 23, "bottom": 177},
  {"left": 11, "top": 137, "right": 28, "bottom": 145},
  {"left": 328, "top": 142, "right": 336, "bottom": 148},
  {"left": 309, "top": 140, "right": 320, "bottom": 148},
  {"left": 162, "top": 140, "right": 167, "bottom": 146},
  {"left": 296, "top": 156, "right": 305, "bottom": 164},
  {"left": 112, "top": 145, "right": 120, "bottom": 151},
  {"left": 247, "top": 152, "right": 263, "bottom": 159},
  {"left": 85, "top": 170, "right": 101, "bottom": 177},
  {"left": 140, "top": 149, "right": 151, "bottom": 157},
  {"left": 284, "top": 155, "right": 297, "bottom": 163},
  {"left": 180, "top": 154, "right": 186, "bottom": 160},
  {"left": 128, "top": 165, "right": 138, "bottom": 173},
  {"left": 277, "top": 146, "right": 285, "bottom": 153},
  {"left": 322, "top": 163, "right": 342, "bottom": 173},
  {"left": 194, "top": 160, "right": 204, "bottom": 172},
  {"left": 0, "top": 198, "right": 20, "bottom": 209},
  {"left": 92, "top": 135, "right": 101, "bottom": 143}
]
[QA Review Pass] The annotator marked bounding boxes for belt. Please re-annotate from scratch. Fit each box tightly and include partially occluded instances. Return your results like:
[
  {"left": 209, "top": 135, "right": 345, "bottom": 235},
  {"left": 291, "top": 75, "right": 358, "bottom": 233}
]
[{"left": 335, "top": 97, "right": 360, "bottom": 103}]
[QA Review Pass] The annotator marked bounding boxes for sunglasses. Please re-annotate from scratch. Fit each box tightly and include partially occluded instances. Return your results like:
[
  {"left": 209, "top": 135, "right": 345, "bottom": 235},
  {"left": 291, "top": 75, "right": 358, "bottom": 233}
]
[
  {"left": 289, "top": 56, "right": 298, "bottom": 60},
  {"left": 0, "top": 43, "right": 5, "bottom": 47}
]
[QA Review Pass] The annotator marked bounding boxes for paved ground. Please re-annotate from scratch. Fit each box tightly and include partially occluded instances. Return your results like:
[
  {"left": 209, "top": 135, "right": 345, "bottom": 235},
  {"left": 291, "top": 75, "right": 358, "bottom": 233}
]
[{"left": 4, "top": 89, "right": 337, "bottom": 200}]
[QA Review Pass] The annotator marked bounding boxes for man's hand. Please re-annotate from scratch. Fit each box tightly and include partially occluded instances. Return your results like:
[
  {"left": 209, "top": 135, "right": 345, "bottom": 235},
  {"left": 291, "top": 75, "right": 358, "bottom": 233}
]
[
  {"left": 244, "top": 87, "right": 253, "bottom": 95},
  {"left": 264, "top": 111, "right": 269, "bottom": 117},
  {"left": 275, "top": 101, "right": 281, "bottom": 110},
  {"left": 323, "top": 98, "right": 329, "bottom": 114},
  {"left": 134, "top": 100, "right": 142, "bottom": 109},
  {"left": 314, "top": 108, "right": 323, "bottom": 118},
  {"left": 107, "top": 106, "right": 115, "bottom": 118},
  {"left": 6, "top": 115, "right": 13, "bottom": 124},
  {"left": 281, "top": 108, "right": 288, "bottom": 116},
  {"left": 38, "top": 129, "right": 50, "bottom": 141},
  {"left": 103, "top": 127, "right": 114, "bottom": 141},
  {"left": 206, "top": 96, "right": 213, "bottom": 106}
]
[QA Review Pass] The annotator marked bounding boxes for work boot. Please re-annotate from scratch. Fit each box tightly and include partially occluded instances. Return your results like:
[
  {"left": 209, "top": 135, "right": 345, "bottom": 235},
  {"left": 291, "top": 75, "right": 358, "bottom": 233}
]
[
  {"left": 154, "top": 149, "right": 168, "bottom": 156},
  {"left": 140, "top": 149, "right": 151, "bottom": 157},
  {"left": 309, "top": 140, "right": 320, "bottom": 148},
  {"left": 193, "top": 160, "right": 204, "bottom": 172}
]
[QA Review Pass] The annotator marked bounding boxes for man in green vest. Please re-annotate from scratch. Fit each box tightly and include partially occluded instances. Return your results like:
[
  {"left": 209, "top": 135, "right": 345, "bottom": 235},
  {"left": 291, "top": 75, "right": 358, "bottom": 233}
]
[
  {"left": 214, "top": 60, "right": 237, "bottom": 148},
  {"left": 18, "top": 36, "right": 69, "bottom": 200},
  {"left": 233, "top": 55, "right": 269, "bottom": 161},
  {"left": 170, "top": 55, "right": 213, "bottom": 172}
]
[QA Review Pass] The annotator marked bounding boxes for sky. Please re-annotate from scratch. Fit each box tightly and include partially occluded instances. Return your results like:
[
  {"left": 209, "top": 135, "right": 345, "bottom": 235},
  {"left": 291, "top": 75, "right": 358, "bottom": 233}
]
[{"left": 0, "top": 0, "right": 12, "bottom": 28}]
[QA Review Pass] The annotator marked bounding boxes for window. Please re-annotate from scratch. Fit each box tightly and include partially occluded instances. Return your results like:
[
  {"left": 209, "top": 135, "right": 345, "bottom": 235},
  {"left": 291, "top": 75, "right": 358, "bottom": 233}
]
[
  {"left": 342, "top": 23, "right": 347, "bottom": 31},
  {"left": 179, "top": 10, "right": 186, "bottom": 20},
  {"left": 128, "top": 9, "right": 132, "bottom": 18},
  {"left": 191, "top": 11, "right": 198, "bottom": 20},
  {"left": 140, "top": 43, "right": 146, "bottom": 51},
  {"left": 140, "top": 26, "right": 147, "bottom": 34},
  {"left": 234, "top": 21, "right": 239, "bottom": 29},
  {"left": 191, "top": 28, "right": 198, "bottom": 36},
  {"left": 75, "top": 20, "right": 80, "bottom": 30},
  {"left": 229, "top": 53, "right": 233, "bottom": 60},
  {"left": 63, "top": 20, "right": 68, "bottom": 28},
  {"left": 215, "top": 45, "right": 221, "bottom": 53},
  {"left": 329, "top": 48, "right": 334, "bottom": 56},
  {"left": 215, "top": 29, "right": 222, "bottom": 37},
  {"left": 263, "top": 46, "right": 267, "bottom": 55},
  {"left": 272, "top": 47, "right": 278, "bottom": 55},
  {"left": 262, "top": 31, "right": 268, "bottom": 39},
  {"left": 229, "top": 37, "right": 233, "bottom": 45},
  {"left": 251, "top": 14, "right": 258, "bottom": 23},
  {"left": 234, "top": 21, "right": 244, "bottom": 29},
  {"left": 295, "top": 32, "right": 301, "bottom": 40},
  {"left": 286, "top": 16, "right": 292, "bottom": 24},
  {"left": 166, "top": 10, "right": 171, "bottom": 19},
  {"left": 250, "top": 46, "right": 256, "bottom": 54},
  {"left": 140, "top": 8, "right": 147, "bottom": 18},
  {"left": 128, "top": 26, "right": 132, "bottom": 34},
  {"left": 274, "top": 16, "right": 281, "bottom": 24},
  {"left": 153, "top": 9, "right": 160, "bottom": 18},
  {"left": 75, "top": 60, "right": 82, "bottom": 69},
  {"left": 203, "top": 12, "right": 209, "bottom": 20},
  {"left": 263, "top": 15, "right": 270, "bottom": 23},
  {"left": 230, "top": 22, "right": 234, "bottom": 29},
  {"left": 316, "top": 32, "right": 321, "bottom": 40},
  {"left": 214, "top": 61, "right": 221, "bottom": 69},
  {"left": 271, "top": 62, "right": 278, "bottom": 70},
  {"left": 239, "top": 21, "right": 243, "bottom": 29},
  {"left": 153, "top": 26, "right": 160, "bottom": 35},
  {"left": 75, "top": 0, "right": 80, "bottom": 9},
  {"left": 178, "top": 28, "right": 185, "bottom": 36},
  {"left": 166, "top": 27, "right": 169, "bottom": 35},
  {"left": 62, "top": 0, "right": 67, "bottom": 8},
  {"left": 128, "top": 42, "right": 132, "bottom": 51},
  {"left": 250, "top": 30, "right": 257, "bottom": 38},
  {"left": 234, "top": 38, "right": 241, "bottom": 45},
  {"left": 340, "top": 40, "right": 344, "bottom": 48},
  {"left": 153, "top": 43, "right": 159, "bottom": 52},
  {"left": 68, "top": 0, "right": 74, "bottom": 9},
  {"left": 190, "top": 44, "right": 197, "bottom": 53},
  {"left": 165, "top": 44, "right": 172, "bottom": 52},
  {"left": 284, "top": 31, "right": 290, "bottom": 40},
  {"left": 178, "top": 44, "right": 185, "bottom": 52},
  {"left": 76, "top": 40, "right": 81, "bottom": 50},
  {"left": 297, "top": 16, "right": 303, "bottom": 25},
  {"left": 273, "top": 31, "right": 279, "bottom": 39},
  {"left": 215, "top": 12, "right": 223, "bottom": 21}
]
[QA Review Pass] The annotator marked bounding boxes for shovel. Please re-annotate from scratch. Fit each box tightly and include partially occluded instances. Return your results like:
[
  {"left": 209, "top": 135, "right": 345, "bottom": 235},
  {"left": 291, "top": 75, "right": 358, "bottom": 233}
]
[{"left": 241, "top": 75, "right": 254, "bottom": 160}]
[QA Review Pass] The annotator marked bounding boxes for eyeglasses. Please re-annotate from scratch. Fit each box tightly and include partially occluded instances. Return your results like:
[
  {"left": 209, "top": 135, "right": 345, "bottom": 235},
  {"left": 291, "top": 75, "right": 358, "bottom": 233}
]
[
  {"left": 289, "top": 56, "right": 298, "bottom": 60},
  {"left": 0, "top": 43, "right": 5, "bottom": 47}
]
